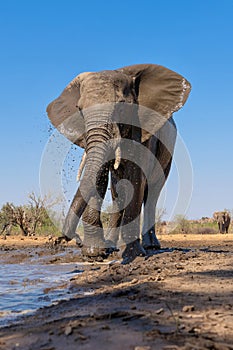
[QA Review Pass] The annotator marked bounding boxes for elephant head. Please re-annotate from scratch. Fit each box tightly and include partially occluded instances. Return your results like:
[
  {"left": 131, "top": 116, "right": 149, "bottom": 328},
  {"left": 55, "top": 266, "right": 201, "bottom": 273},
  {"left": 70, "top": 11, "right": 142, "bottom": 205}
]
[{"left": 47, "top": 64, "right": 191, "bottom": 241}]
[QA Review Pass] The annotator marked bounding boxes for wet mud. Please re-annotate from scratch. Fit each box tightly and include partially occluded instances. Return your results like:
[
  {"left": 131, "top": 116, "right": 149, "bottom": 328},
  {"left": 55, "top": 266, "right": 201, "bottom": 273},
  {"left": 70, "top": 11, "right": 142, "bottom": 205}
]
[{"left": 0, "top": 234, "right": 233, "bottom": 350}]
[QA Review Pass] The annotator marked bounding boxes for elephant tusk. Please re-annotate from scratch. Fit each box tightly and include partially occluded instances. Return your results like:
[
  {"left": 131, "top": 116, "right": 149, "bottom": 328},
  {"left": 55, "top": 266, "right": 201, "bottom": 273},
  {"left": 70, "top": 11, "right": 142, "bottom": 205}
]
[
  {"left": 76, "top": 151, "right": 87, "bottom": 182},
  {"left": 114, "top": 146, "right": 121, "bottom": 170}
]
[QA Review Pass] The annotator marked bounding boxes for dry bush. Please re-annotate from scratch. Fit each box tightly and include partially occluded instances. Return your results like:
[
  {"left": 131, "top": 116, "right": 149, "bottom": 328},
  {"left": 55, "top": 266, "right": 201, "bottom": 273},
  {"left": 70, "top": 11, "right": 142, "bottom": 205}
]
[{"left": 191, "top": 226, "right": 218, "bottom": 235}]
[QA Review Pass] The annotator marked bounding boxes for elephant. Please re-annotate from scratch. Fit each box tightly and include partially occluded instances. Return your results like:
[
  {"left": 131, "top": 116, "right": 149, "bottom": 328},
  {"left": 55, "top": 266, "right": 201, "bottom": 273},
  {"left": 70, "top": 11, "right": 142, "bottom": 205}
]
[
  {"left": 213, "top": 211, "right": 231, "bottom": 233},
  {"left": 47, "top": 64, "right": 191, "bottom": 263}
]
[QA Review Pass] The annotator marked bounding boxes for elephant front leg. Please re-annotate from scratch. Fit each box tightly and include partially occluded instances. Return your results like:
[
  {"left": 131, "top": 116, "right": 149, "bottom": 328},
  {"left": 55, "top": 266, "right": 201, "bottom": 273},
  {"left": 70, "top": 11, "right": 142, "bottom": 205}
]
[{"left": 81, "top": 198, "right": 110, "bottom": 260}]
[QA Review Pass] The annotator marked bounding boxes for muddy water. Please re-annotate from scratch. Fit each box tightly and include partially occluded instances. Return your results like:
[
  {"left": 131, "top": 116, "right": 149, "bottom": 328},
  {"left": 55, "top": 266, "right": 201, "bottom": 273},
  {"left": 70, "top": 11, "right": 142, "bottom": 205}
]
[{"left": 0, "top": 262, "right": 81, "bottom": 327}]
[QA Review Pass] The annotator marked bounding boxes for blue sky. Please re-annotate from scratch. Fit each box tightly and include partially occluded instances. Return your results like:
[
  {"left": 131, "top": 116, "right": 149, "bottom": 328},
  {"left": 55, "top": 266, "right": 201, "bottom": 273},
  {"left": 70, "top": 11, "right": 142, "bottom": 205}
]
[{"left": 0, "top": 0, "right": 233, "bottom": 219}]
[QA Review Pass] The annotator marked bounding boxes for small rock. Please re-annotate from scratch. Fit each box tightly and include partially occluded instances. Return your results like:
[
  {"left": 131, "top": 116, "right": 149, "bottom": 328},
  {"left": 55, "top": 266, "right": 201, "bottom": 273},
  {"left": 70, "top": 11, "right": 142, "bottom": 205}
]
[
  {"left": 79, "top": 334, "right": 87, "bottom": 340},
  {"left": 75, "top": 333, "right": 87, "bottom": 341},
  {"left": 101, "top": 325, "right": 110, "bottom": 330},
  {"left": 175, "top": 264, "right": 184, "bottom": 270},
  {"left": 155, "top": 308, "right": 164, "bottom": 314},
  {"left": 148, "top": 276, "right": 156, "bottom": 281},
  {"left": 188, "top": 326, "right": 198, "bottom": 334},
  {"left": 182, "top": 305, "right": 195, "bottom": 312},
  {"left": 134, "top": 346, "right": 151, "bottom": 350},
  {"left": 65, "top": 325, "right": 73, "bottom": 336},
  {"left": 130, "top": 278, "right": 138, "bottom": 284}
]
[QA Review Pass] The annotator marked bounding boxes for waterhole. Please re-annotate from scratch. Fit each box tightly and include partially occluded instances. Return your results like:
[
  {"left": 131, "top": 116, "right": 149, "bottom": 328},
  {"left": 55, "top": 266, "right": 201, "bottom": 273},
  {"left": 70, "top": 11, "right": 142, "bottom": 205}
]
[{"left": 0, "top": 262, "right": 82, "bottom": 327}]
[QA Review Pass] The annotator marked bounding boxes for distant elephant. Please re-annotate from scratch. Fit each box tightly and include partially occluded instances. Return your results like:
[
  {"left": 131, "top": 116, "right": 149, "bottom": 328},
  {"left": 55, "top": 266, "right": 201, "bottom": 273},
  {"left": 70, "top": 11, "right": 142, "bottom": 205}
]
[
  {"left": 47, "top": 64, "right": 191, "bottom": 263},
  {"left": 213, "top": 211, "right": 231, "bottom": 233}
]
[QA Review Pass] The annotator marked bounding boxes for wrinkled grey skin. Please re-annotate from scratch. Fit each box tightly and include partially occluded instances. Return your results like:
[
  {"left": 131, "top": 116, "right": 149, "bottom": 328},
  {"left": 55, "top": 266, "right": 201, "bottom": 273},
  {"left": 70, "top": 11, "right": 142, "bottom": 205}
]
[
  {"left": 47, "top": 64, "right": 191, "bottom": 264},
  {"left": 213, "top": 211, "right": 231, "bottom": 233},
  {"left": 105, "top": 119, "right": 177, "bottom": 263}
]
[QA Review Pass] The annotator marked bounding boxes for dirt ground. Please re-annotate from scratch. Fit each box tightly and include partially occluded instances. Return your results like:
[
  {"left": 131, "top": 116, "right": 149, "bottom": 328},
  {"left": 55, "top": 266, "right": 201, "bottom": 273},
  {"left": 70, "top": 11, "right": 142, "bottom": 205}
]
[{"left": 0, "top": 233, "right": 233, "bottom": 350}]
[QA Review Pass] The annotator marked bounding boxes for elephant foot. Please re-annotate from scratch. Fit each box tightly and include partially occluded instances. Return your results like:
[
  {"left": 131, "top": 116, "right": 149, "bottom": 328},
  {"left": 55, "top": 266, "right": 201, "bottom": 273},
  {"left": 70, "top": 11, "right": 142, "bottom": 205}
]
[
  {"left": 121, "top": 239, "right": 146, "bottom": 265},
  {"left": 81, "top": 246, "right": 107, "bottom": 262},
  {"left": 81, "top": 244, "right": 119, "bottom": 262},
  {"left": 142, "top": 231, "right": 161, "bottom": 251},
  {"left": 54, "top": 233, "right": 83, "bottom": 247},
  {"left": 105, "top": 239, "right": 118, "bottom": 250},
  {"left": 105, "top": 229, "right": 120, "bottom": 248},
  {"left": 54, "top": 235, "right": 71, "bottom": 246},
  {"left": 75, "top": 234, "right": 83, "bottom": 247}
]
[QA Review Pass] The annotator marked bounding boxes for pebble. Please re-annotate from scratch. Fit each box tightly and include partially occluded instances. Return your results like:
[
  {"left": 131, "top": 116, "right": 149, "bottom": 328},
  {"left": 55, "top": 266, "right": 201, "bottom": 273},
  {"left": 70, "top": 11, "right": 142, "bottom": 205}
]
[
  {"left": 155, "top": 308, "right": 164, "bottom": 314},
  {"left": 65, "top": 325, "right": 73, "bottom": 336},
  {"left": 182, "top": 305, "right": 195, "bottom": 312},
  {"left": 130, "top": 278, "right": 139, "bottom": 284}
]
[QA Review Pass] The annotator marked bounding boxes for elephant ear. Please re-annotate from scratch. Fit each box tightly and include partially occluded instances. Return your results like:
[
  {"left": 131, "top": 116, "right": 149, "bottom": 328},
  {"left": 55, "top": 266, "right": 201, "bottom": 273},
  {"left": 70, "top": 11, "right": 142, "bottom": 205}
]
[
  {"left": 117, "top": 64, "right": 191, "bottom": 142},
  {"left": 46, "top": 73, "right": 91, "bottom": 148}
]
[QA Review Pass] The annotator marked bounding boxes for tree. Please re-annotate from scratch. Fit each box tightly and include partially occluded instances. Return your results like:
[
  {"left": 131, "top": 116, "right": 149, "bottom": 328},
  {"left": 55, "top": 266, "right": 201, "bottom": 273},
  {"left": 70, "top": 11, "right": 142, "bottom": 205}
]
[
  {"left": 173, "top": 214, "right": 190, "bottom": 234},
  {"left": 0, "top": 193, "right": 60, "bottom": 236},
  {"left": 0, "top": 203, "right": 14, "bottom": 235},
  {"left": 0, "top": 202, "right": 30, "bottom": 236},
  {"left": 27, "top": 192, "right": 48, "bottom": 234}
]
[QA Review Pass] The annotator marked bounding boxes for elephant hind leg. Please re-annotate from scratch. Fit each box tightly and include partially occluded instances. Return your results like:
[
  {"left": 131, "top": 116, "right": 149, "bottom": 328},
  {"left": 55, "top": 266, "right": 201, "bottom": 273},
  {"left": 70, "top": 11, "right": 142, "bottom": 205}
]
[
  {"left": 142, "top": 151, "right": 173, "bottom": 251},
  {"left": 120, "top": 163, "right": 146, "bottom": 264},
  {"left": 142, "top": 229, "right": 161, "bottom": 250},
  {"left": 105, "top": 173, "right": 125, "bottom": 248},
  {"left": 121, "top": 239, "right": 146, "bottom": 265},
  {"left": 141, "top": 184, "right": 161, "bottom": 251},
  {"left": 105, "top": 209, "right": 124, "bottom": 248}
]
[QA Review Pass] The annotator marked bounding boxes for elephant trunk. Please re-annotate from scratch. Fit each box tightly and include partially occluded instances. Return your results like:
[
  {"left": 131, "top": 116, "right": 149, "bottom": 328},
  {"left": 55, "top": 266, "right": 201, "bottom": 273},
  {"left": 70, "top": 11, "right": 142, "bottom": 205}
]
[
  {"left": 62, "top": 105, "right": 115, "bottom": 241},
  {"left": 219, "top": 221, "right": 224, "bottom": 234}
]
